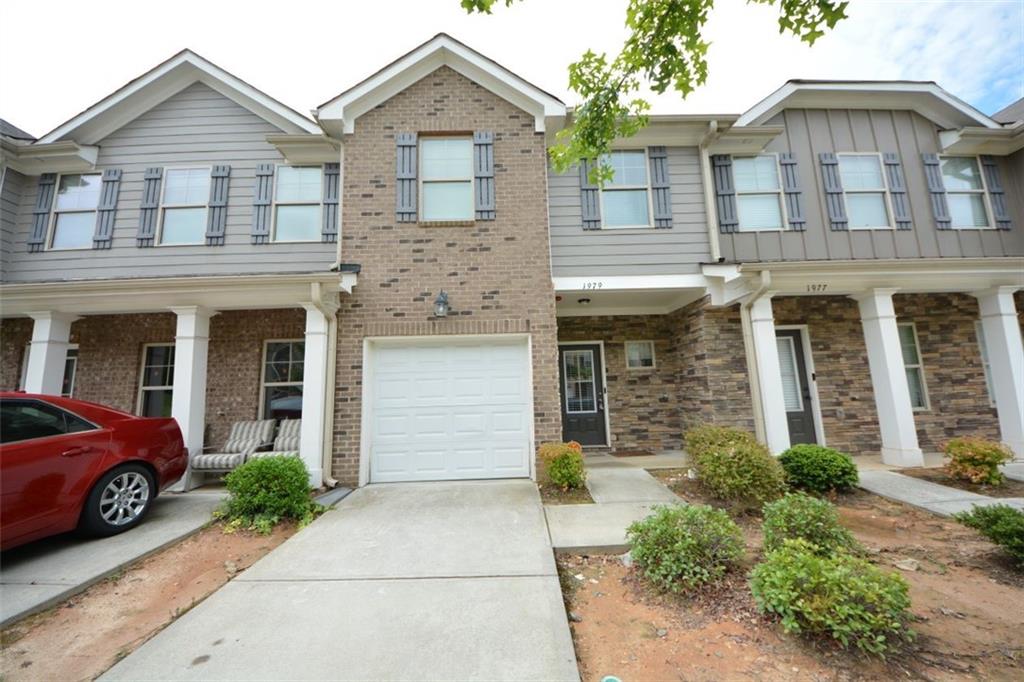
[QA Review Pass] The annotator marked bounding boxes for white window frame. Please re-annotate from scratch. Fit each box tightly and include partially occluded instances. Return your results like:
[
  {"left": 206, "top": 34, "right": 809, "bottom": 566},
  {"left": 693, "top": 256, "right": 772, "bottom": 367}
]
[
  {"left": 259, "top": 338, "right": 306, "bottom": 419},
  {"left": 624, "top": 340, "right": 656, "bottom": 370},
  {"left": 418, "top": 137, "right": 474, "bottom": 223},
  {"left": 974, "top": 321, "right": 997, "bottom": 407},
  {"left": 897, "top": 322, "right": 930, "bottom": 411},
  {"left": 599, "top": 148, "right": 654, "bottom": 230},
  {"left": 19, "top": 343, "right": 78, "bottom": 397},
  {"left": 775, "top": 334, "right": 804, "bottom": 413},
  {"left": 48, "top": 172, "right": 103, "bottom": 250},
  {"left": 136, "top": 343, "right": 175, "bottom": 416},
  {"left": 272, "top": 164, "right": 323, "bottom": 242},
  {"left": 732, "top": 153, "right": 788, "bottom": 232},
  {"left": 837, "top": 152, "right": 894, "bottom": 230},
  {"left": 158, "top": 166, "right": 212, "bottom": 246},
  {"left": 940, "top": 155, "right": 993, "bottom": 230}
]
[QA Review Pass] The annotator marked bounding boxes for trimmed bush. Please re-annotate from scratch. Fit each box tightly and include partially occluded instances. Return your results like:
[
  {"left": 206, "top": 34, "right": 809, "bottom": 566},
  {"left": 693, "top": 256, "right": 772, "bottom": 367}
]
[
  {"left": 944, "top": 437, "right": 1012, "bottom": 485},
  {"left": 779, "top": 444, "right": 859, "bottom": 494},
  {"left": 955, "top": 504, "right": 1024, "bottom": 567},
  {"left": 762, "top": 493, "right": 859, "bottom": 555},
  {"left": 684, "top": 424, "right": 757, "bottom": 460},
  {"left": 219, "top": 456, "right": 322, "bottom": 533},
  {"left": 691, "top": 436, "right": 786, "bottom": 511},
  {"left": 539, "top": 442, "right": 586, "bottom": 490},
  {"left": 750, "top": 539, "right": 914, "bottom": 656},
  {"left": 627, "top": 504, "right": 744, "bottom": 593}
]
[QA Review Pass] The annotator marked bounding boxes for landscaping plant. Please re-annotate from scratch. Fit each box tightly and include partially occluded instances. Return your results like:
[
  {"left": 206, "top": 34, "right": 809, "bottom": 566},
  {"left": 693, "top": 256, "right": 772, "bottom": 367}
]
[
  {"left": 690, "top": 434, "right": 786, "bottom": 511},
  {"left": 750, "top": 539, "right": 914, "bottom": 656},
  {"left": 684, "top": 424, "right": 757, "bottom": 460},
  {"left": 779, "top": 444, "right": 858, "bottom": 494},
  {"left": 762, "top": 493, "right": 860, "bottom": 555},
  {"left": 955, "top": 504, "right": 1024, "bottom": 567},
  {"left": 218, "top": 456, "right": 323, "bottom": 534},
  {"left": 627, "top": 504, "right": 744, "bottom": 593},
  {"left": 539, "top": 442, "right": 586, "bottom": 490},
  {"left": 944, "top": 437, "right": 1012, "bottom": 485}
]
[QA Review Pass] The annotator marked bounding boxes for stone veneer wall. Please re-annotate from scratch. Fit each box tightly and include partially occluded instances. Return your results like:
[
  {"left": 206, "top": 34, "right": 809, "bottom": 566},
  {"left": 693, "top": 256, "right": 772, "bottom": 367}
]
[{"left": 330, "top": 65, "right": 561, "bottom": 486}]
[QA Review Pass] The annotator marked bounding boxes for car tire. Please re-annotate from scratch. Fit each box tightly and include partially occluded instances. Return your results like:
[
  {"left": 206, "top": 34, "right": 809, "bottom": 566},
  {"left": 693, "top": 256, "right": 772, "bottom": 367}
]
[{"left": 79, "top": 464, "right": 156, "bottom": 537}]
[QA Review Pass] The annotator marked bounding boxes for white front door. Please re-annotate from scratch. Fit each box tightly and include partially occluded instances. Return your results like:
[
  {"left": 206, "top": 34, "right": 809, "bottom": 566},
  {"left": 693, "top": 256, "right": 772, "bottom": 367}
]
[{"left": 366, "top": 337, "right": 532, "bottom": 483}]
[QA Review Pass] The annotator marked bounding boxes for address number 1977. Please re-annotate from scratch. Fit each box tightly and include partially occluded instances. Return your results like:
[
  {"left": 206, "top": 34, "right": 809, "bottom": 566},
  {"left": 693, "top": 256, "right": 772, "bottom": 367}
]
[{"left": 806, "top": 283, "right": 828, "bottom": 292}]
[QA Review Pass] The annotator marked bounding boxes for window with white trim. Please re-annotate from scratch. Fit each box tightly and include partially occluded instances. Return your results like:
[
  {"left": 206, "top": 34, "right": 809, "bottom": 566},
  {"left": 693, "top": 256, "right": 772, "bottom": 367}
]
[
  {"left": 897, "top": 323, "right": 928, "bottom": 410},
  {"left": 733, "top": 155, "right": 785, "bottom": 231},
  {"left": 274, "top": 166, "right": 322, "bottom": 241},
  {"left": 600, "top": 150, "right": 651, "bottom": 228},
  {"left": 420, "top": 138, "right": 473, "bottom": 222},
  {"left": 838, "top": 154, "right": 891, "bottom": 229},
  {"left": 775, "top": 336, "right": 803, "bottom": 412},
  {"left": 974, "top": 321, "right": 996, "bottom": 407},
  {"left": 137, "top": 344, "right": 175, "bottom": 417},
  {"left": 19, "top": 344, "right": 78, "bottom": 397},
  {"left": 160, "top": 168, "right": 211, "bottom": 245},
  {"left": 51, "top": 173, "right": 102, "bottom": 249},
  {"left": 625, "top": 341, "right": 655, "bottom": 369},
  {"left": 940, "top": 156, "right": 991, "bottom": 228},
  {"left": 262, "top": 340, "right": 304, "bottom": 419}
]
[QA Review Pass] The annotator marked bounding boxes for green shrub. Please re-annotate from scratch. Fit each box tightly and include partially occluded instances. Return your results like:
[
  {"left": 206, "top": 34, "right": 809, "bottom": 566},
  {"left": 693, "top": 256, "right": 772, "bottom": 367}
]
[
  {"left": 944, "top": 437, "right": 1012, "bottom": 485},
  {"left": 684, "top": 424, "right": 757, "bottom": 460},
  {"left": 750, "top": 539, "right": 914, "bottom": 656},
  {"left": 955, "top": 504, "right": 1024, "bottom": 567},
  {"left": 627, "top": 504, "right": 744, "bottom": 593},
  {"left": 219, "top": 456, "right": 322, "bottom": 533},
  {"left": 779, "top": 444, "right": 859, "bottom": 494},
  {"left": 692, "top": 437, "right": 786, "bottom": 511},
  {"left": 548, "top": 449, "right": 586, "bottom": 490},
  {"left": 762, "top": 493, "right": 859, "bottom": 555}
]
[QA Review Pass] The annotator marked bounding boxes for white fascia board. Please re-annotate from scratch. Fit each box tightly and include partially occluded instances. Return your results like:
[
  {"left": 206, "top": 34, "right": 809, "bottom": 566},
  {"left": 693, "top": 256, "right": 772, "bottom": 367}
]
[
  {"left": 939, "top": 126, "right": 1024, "bottom": 155},
  {"left": 2, "top": 140, "right": 99, "bottom": 174},
  {"left": 266, "top": 134, "right": 342, "bottom": 164},
  {"left": 552, "top": 274, "right": 709, "bottom": 292}
]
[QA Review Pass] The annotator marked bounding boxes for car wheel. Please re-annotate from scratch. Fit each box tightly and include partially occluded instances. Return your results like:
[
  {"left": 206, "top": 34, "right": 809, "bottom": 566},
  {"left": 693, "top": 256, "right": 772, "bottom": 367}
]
[{"left": 79, "top": 464, "right": 156, "bottom": 537}]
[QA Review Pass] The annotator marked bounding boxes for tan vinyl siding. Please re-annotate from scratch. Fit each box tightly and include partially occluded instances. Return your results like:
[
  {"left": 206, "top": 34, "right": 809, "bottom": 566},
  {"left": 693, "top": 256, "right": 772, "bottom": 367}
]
[
  {"left": 5, "top": 83, "right": 337, "bottom": 283},
  {"left": 548, "top": 146, "right": 712, "bottom": 276}
]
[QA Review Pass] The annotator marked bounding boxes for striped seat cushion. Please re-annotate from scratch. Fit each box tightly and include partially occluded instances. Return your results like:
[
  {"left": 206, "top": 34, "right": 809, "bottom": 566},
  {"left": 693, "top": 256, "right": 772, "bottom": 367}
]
[
  {"left": 248, "top": 450, "right": 300, "bottom": 460},
  {"left": 222, "top": 419, "right": 276, "bottom": 456},
  {"left": 273, "top": 419, "right": 302, "bottom": 452},
  {"left": 191, "top": 453, "right": 247, "bottom": 470}
]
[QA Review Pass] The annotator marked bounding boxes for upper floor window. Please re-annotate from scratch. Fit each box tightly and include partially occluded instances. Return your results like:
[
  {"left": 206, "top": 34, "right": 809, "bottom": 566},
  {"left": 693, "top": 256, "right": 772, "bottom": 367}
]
[
  {"left": 160, "top": 168, "right": 211, "bottom": 245},
  {"left": 733, "top": 155, "right": 784, "bottom": 231},
  {"left": 420, "top": 138, "right": 473, "bottom": 222},
  {"left": 274, "top": 166, "right": 322, "bottom": 241},
  {"left": 838, "top": 154, "right": 891, "bottom": 229},
  {"left": 940, "top": 157, "right": 990, "bottom": 228},
  {"left": 600, "top": 150, "right": 651, "bottom": 228},
  {"left": 50, "top": 173, "right": 102, "bottom": 249}
]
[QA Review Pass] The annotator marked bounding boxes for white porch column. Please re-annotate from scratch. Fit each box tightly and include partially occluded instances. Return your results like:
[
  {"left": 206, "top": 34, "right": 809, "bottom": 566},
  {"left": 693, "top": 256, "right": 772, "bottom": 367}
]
[
  {"left": 24, "top": 312, "right": 78, "bottom": 395},
  {"left": 170, "top": 307, "right": 214, "bottom": 471},
  {"left": 748, "top": 296, "right": 791, "bottom": 454},
  {"left": 974, "top": 287, "right": 1024, "bottom": 461},
  {"left": 853, "top": 289, "right": 924, "bottom": 467},
  {"left": 299, "top": 303, "right": 331, "bottom": 488}
]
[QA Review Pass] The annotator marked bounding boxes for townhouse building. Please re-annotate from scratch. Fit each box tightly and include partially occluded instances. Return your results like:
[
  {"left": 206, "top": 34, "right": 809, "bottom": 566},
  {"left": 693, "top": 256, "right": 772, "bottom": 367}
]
[{"left": 2, "top": 34, "right": 1022, "bottom": 489}]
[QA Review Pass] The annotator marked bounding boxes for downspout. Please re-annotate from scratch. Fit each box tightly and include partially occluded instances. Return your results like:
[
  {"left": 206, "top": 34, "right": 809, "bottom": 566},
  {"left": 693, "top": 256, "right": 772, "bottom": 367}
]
[
  {"left": 308, "top": 282, "right": 340, "bottom": 489},
  {"left": 739, "top": 270, "right": 772, "bottom": 444},
  {"left": 332, "top": 141, "right": 345, "bottom": 269},
  {"left": 699, "top": 120, "right": 722, "bottom": 263}
]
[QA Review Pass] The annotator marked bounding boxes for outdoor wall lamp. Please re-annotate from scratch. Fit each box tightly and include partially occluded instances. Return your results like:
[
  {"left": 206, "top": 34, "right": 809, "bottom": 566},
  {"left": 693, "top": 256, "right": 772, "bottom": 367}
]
[{"left": 434, "top": 290, "right": 450, "bottom": 318}]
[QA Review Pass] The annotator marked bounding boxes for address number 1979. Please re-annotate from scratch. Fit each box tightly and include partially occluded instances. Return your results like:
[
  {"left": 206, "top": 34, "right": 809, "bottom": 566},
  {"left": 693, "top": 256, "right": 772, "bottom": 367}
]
[{"left": 582, "top": 281, "right": 604, "bottom": 290}]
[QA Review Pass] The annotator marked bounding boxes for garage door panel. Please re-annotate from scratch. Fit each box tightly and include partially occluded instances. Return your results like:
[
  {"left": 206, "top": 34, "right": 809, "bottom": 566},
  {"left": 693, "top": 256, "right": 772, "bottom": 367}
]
[{"left": 493, "top": 445, "right": 530, "bottom": 472}]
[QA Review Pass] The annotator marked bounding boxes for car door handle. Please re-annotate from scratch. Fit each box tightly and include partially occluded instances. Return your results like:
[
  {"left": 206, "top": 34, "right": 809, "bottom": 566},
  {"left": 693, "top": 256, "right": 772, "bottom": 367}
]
[{"left": 61, "top": 446, "right": 95, "bottom": 457}]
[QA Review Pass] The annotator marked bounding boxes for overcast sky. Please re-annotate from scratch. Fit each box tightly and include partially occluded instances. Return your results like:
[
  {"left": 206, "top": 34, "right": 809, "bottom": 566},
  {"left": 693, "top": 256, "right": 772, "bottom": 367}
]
[{"left": 1, "top": 0, "right": 1021, "bottom": 137}]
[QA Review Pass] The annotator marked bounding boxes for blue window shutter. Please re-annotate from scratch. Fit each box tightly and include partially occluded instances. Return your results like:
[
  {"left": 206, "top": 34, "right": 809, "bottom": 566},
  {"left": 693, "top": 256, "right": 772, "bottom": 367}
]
[
  {"left": 322, "top": 162, "right": 340, "bottom": 242},
  {"left": 396, "top": 133, "right": 417, "bottom": 222},
  {"left": 251, "top": 163, "right": 274, "bottom": 244},
  {"left": 819, "top": 153, "right": 848, "bottom": 231},
  {"left": 473, "top": 131, "right": 495, "bottom": 220},
  {"left": 579, "top": 159, "right": 601, "bottom": 230},
  {"left": 882, "top": 153, "right": 912, "bottom": 230},
  {"left": 28, "top": 173, "right": 56, "bottom": 252},
  {"left": 778, "top": 153, "right": 805, "bottom": 231},
  {"left": 205, "top": 165, "right": 231, "bottom": 246},
  {"left": 136, "top": 167, "right": 163, "bottom": 247},
  {"left": 980, "top": 155, "right": 1012, "bottom": 230},
  {"left": 710, "top": 155, "right": 738, "bottom": 233},
  {"left": 92, "top": 169, "right": 122, "bottom": 249},
  {"left": 648, "top": 146, "right": 672, "bottom": 228},
  {"left": 921, "top": 154, "right": 951, "bottom": 229}
]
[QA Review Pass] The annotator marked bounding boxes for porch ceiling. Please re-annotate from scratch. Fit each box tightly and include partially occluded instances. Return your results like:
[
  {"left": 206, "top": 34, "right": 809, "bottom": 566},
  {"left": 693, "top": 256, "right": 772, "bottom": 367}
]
[{"left": 556, "top": 288, "right": 706, "bottom": 316}]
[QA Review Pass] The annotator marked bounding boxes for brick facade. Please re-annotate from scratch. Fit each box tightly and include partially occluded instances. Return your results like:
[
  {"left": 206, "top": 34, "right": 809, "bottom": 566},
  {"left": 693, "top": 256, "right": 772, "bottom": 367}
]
[{"left": 330, "top": 66, "right": 561, "bottom": 486}]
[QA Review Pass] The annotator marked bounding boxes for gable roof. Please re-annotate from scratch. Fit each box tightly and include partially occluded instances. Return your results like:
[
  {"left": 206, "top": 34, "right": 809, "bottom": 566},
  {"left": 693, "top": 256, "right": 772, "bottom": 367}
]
[
  {"left": 36, "top": 49, "right": 320, "bottom": 145},
  {"left": 993, "top": 97, "right": 1024, "bottom": 125},
  {"left": 316, "top": 33, "right": 566, "bottom": 136},
  {"left": 1, "top": 119, "right": 36, "bottom": 142},
  {"left": 735, "top": 80, "right": 1000, "bottom": 130}
]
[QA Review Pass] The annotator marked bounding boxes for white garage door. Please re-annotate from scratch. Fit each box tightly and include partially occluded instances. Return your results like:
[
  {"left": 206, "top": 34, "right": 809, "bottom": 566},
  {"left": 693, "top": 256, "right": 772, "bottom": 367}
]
[{"left": 367, "top": 337, "right": 532, "bottom": 483}]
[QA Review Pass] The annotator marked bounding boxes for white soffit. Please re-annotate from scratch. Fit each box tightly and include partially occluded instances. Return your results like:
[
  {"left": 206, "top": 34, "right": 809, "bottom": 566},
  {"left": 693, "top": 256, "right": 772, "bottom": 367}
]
[
  {"left": 317, "top": 34, "right": 566, "bottom": 135},
  {"left": 37, "top": 50, "right": 320, "bottom": 145},
  {"left": 939, "top": 125, "right": 1024, "bottom": 155}
]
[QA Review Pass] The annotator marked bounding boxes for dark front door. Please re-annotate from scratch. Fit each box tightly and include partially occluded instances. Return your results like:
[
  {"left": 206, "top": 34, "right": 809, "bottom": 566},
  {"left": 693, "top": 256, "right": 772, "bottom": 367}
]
[
  {"left": 775, "top": 329, "right": 818, "bottom": 445},
  {"left": 558, "top": 344, "right": 607, "bottom": 446}
]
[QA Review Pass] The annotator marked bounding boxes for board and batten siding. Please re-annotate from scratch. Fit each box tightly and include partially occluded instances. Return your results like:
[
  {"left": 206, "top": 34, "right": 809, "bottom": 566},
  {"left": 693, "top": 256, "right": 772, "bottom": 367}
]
[
  {"left": 548, "top": 146, "right": 712, "bottom": 276},
  {"left": 718, "top": 109, "right": 1024, "bottom": 263},
  {"left": 4, "top": 82, "right": 337, "bottom": 283},
  {"left": 1, "top": 168, "right": 26, "bottom": 281}
]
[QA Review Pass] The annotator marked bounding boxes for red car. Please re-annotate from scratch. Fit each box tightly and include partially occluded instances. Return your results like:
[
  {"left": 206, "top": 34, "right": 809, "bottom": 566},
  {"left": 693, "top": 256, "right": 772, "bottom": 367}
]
[{"left": 0, "top": 392, "right": 188, "bottom": 550}]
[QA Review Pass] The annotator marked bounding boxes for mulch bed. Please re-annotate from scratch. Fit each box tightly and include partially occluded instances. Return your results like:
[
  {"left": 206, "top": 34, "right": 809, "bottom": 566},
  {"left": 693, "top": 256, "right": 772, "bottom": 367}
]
[
  {"left": 538, "top": 482, "right": 594, "bottom": 505},
  {"left": 901, "top": 466, "right": 1024, "bottom": 498}
]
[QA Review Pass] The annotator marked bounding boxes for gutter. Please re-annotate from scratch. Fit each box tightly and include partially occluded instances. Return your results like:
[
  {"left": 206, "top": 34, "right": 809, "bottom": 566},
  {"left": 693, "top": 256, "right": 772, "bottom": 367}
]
[{"left": 739, "top": 270, "right": 772, "bottom": 444}]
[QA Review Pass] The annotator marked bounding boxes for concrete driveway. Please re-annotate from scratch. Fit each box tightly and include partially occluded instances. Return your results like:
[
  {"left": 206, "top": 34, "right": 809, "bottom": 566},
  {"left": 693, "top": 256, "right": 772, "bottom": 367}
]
[{"left": 102, "top": 480, "right": 579, "bottom": 681}]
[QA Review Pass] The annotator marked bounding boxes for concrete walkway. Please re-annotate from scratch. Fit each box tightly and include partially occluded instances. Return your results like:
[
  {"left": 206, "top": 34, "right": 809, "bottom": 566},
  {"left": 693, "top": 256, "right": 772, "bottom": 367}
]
[
  {"left": 858, "top": 470, "right": 1024, "bottom": 517},
  {"left": 102, "top": 480, "right": 579, "bottom": 682},
  {"left": 1, "top": 490, "right": 223, "bottom": 627}
]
